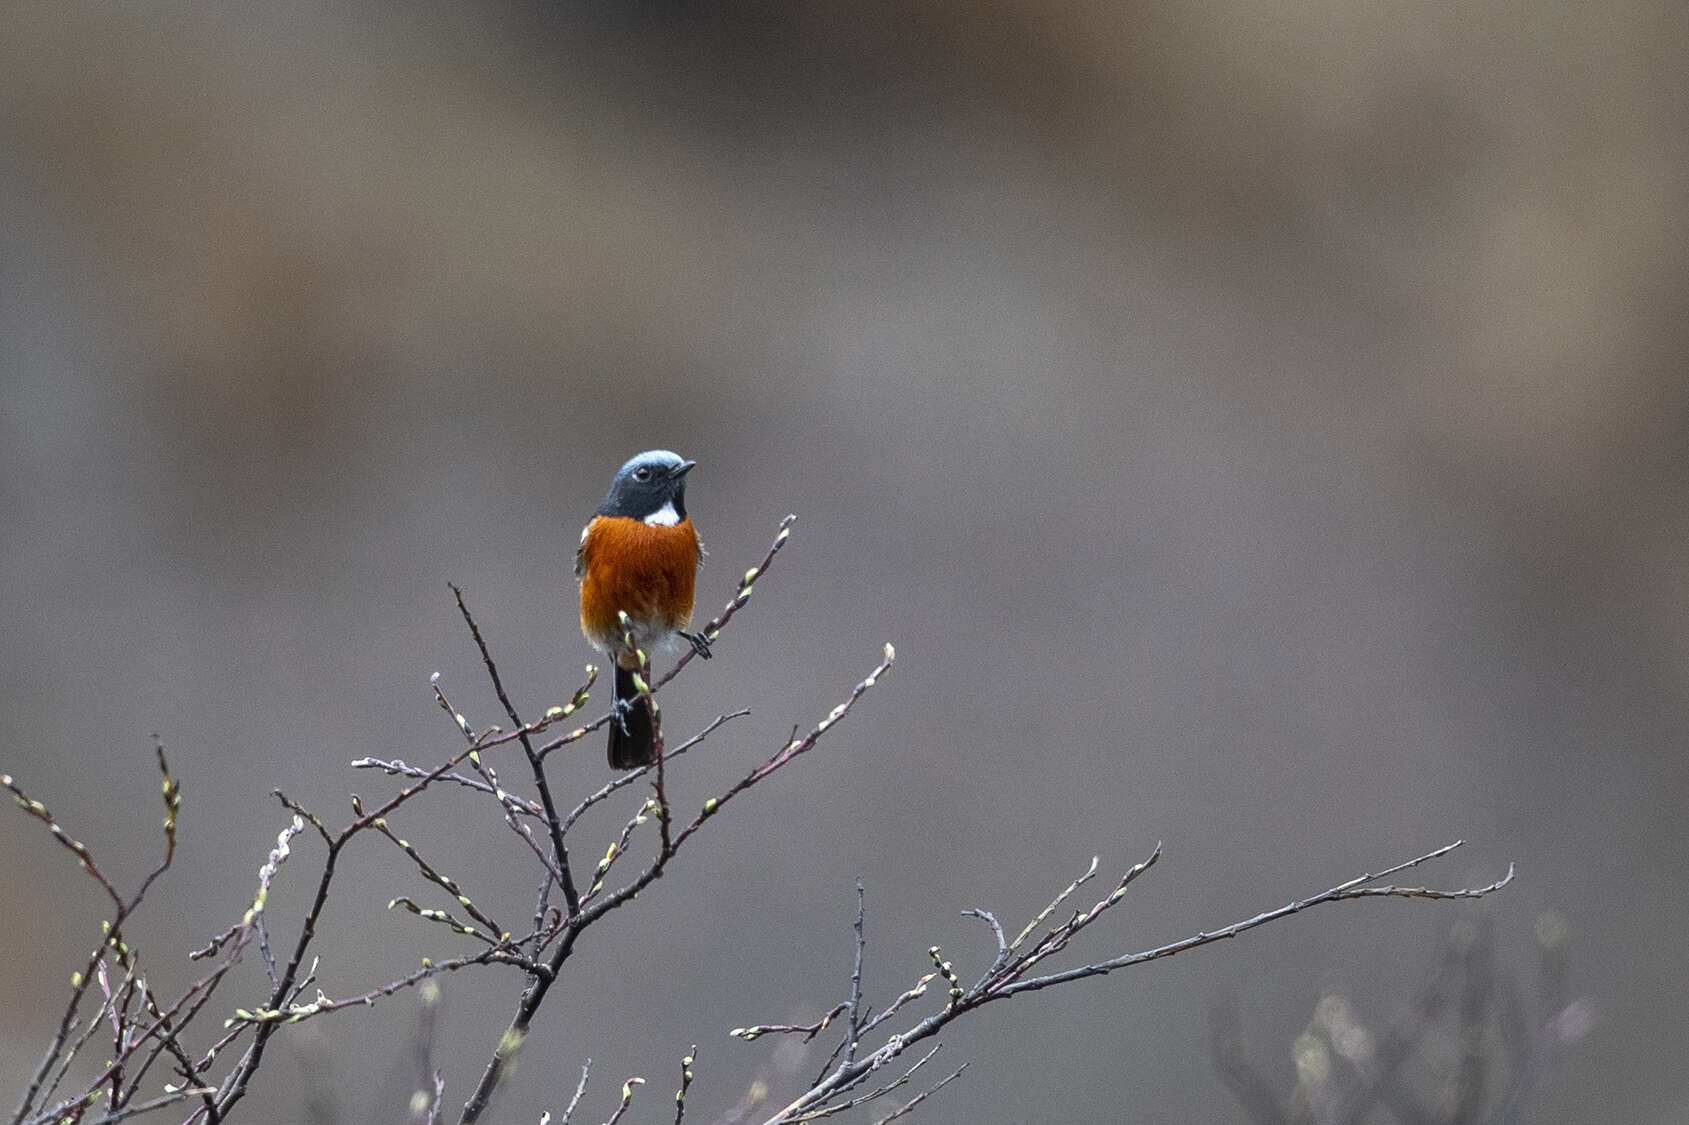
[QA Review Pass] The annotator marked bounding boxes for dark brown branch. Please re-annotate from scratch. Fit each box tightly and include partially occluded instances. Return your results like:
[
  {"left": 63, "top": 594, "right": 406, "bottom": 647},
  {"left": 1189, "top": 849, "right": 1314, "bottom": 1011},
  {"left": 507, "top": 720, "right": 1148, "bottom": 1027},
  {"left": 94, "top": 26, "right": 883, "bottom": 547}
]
[
  {"left": 449, "top": 583, "right": 585, "bottom": 918},
  {"left": 207, "top": 713, "right": 537, "bottom": 1120},
  {"left": 376, "top": 820, "right": 506, "bottom": 937}
]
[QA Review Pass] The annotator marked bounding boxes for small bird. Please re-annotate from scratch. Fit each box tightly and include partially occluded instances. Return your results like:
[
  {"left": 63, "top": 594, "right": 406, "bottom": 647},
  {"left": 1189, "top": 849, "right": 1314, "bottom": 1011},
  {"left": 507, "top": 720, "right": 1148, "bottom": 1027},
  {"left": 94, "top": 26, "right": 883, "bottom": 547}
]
[{"left": 576, "top": 450, "right": 710, "bottom": 769}]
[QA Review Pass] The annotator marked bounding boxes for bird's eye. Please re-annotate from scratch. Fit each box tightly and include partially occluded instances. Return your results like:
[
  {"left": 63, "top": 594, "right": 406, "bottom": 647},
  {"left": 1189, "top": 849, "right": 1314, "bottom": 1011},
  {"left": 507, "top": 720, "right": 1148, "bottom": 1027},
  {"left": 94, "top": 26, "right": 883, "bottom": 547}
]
[{"left": 633, "top": 468, "right": 652, "bottom": 482}]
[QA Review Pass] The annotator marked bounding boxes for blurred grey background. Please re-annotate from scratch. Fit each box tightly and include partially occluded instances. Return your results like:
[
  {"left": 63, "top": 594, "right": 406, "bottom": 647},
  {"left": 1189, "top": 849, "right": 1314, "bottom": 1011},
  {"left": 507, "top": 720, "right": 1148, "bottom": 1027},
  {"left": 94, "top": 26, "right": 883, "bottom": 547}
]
[{"left": 2, "top": 1, "right": 1685, "bottom": 1121}]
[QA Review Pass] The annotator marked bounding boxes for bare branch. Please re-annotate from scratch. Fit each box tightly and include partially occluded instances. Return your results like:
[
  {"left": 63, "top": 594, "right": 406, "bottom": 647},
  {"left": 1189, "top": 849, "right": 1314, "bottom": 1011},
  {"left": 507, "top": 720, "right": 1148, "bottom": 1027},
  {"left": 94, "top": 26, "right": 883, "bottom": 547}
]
[
  {"left": 790, "top": 1044, "right": 946, "bottom": 1121},
  {"left": 9, "top": 747, "right": 185, "bottom": 1125},
  {"left": 420, "top": 1071, "right": 445, "bottom": 1125},
  {"left": 672, "top": 1046, "right": 697, "bottom": 1125},
  {"left": 1, "top": 771, "right": 124, "bottom": 908},
  {"left": 845, "top": 882, "right": 867, "bottom": 1065},
  {"left": 601, "top": 1077, "right": 643, "bottom": 1125},
  {"left": 557, "top": 1060, "right": 591, "bottom": 1125},
  {"left": 871, "top": 1062, "right": 967, "bottom": 1124},
  {"left": 653, "top": 514, "right": 794, "bottom": 693},
  {"left": 731, "top": 1004, "right": 850, "bottom": 1044},
  {"left": 449, "top": 584, "right": 589, "bottom": 919},
  {"left": 558, "top": 710, "right": 749, "bottom": 835},
  {"left": 755, "top": 842, "right": 1511, "bottom": 1124},
  {"left": 223, "top": 943, "right": 549, "bottom": 1028},
  {"left": 372, "top": 818, "right": 507, "bottom": 939},
  {"left": 667, "top": 643, "right": 895, "bottom": 857},
  {"left": 350, "top": 756, "right": 541, "bottom": 812},
  {"left": 995, "top": 852, "right": 1513, "bottom": 1000}
]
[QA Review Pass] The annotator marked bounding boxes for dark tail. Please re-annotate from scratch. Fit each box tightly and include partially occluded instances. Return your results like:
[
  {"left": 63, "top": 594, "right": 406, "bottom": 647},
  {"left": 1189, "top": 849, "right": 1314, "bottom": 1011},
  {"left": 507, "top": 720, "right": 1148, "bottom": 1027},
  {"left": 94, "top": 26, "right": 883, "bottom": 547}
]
[{"left": 608, "top": 664, "right": 655, "bottom": 770}]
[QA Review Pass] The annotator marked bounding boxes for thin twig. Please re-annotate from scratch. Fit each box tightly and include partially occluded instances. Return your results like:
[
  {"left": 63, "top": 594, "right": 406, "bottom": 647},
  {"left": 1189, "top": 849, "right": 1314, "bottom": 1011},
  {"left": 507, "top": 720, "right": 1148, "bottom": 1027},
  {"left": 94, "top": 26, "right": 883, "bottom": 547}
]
[
  {"left": 731, "top": 1004, "right": 850, "bottom": 1044},
  {"left": 602, "top": 1078, "right": 643, "bottom": 1125},
  {"left": 653, "top": 514, "right": 794, "bottom": 693},
  {"left": 789, "top": 1044, "right": 945, "bottom": 1121},
  {"left": 350, "top": 757, "right": 542, "bottom": 813},
  {"left": 450, "top": 584, "right": 588, "bottom": 919},
  {"left": 673, "top": 1046, "right": 697, "bottom": 1125},
  {"left": 997, "top": 853, "right": 1512, "bottom": 1000},
  {"left": 558, "top": 711, "right": 750, "bottom": 835},
  {"left": 557, "top": 1060, "right": 591, "bottom": 1125},
  {"left": 845, "top": 881, "right": 867, "bottom": 1066},
  {"left": 870, "top": 1063, "right": 968, "bottom": 1124},
  {"left": 433, "top": 674, "right": 565, "bottom": 884},
  {"left": 421, "top": 1071, "right": 445, "bottom": 1125},
  {"left": 224, "top": 944, "right": 550, "bottom": 1027}
]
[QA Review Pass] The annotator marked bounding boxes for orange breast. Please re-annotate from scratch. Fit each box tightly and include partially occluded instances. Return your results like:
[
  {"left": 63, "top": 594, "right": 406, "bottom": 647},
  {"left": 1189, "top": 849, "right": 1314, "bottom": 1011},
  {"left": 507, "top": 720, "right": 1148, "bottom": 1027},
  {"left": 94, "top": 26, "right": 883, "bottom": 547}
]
[{"left": 578, "top": 515, "right": 701, "bottom": 648}]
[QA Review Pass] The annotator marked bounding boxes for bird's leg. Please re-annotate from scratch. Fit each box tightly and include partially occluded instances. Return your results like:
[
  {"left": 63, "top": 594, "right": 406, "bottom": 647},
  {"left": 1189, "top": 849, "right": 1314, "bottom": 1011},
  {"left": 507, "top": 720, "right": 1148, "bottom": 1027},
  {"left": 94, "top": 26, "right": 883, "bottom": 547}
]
[
  {"left": 612, "top": 696, "right": 637, "bottom": 735},
  {"left": 678, "top": 630, "right": 713, "bottom": 659},
  {"left": 612, "top": 646, "right": 642, "bottom": 733}
]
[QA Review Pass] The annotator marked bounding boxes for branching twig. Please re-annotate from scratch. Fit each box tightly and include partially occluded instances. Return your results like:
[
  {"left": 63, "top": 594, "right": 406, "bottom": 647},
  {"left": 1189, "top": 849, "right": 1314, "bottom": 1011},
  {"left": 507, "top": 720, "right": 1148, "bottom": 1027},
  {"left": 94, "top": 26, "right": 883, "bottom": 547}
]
[
  {"left": 223, "top": 943, "right": 550, "bottom": 1027},
  {"left": 754, "top": 842, "right": 1512, "bottom": 1124},
  {"left": 558, "top": 711, "right": 750, "bottom": 835},
  {"left": 8, "top": 749, "right": 184, "bottom": 1125},
  {"left": 432, "top": 673, "right": 563, "bottom": 885},
  {"left": 871, "top": 1063, "right": 968, "bottom": 1124},
  {"left": 456, "top": 641, "right": 894, "bottom": 1122},
  {"left": 449, "top": 584, "right": 589, "bottom": 920}
]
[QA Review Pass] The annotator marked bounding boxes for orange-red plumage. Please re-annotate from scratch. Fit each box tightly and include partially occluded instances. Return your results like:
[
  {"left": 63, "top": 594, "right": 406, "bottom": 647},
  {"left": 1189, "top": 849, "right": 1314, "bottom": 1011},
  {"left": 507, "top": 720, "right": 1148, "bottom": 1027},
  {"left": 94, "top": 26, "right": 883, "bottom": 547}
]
[
  {"left": 578, "top": 514, "right": 702, "bottom": 662},
  {"left": 577, "top": 450, "right": 705, "bottom": 770}
]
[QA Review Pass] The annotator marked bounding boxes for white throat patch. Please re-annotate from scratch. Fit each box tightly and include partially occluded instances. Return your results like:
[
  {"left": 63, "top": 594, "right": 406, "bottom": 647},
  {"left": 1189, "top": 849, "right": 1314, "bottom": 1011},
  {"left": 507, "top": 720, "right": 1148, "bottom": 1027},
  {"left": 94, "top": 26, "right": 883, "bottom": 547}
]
[{"left": 643, "top": 501, "right": 681, "bottom": 527}]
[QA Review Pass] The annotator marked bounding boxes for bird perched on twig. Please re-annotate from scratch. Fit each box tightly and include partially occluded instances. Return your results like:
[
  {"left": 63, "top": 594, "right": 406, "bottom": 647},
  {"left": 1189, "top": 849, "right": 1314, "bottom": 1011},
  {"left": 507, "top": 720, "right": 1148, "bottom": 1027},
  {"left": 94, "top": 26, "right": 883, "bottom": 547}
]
[{"left": 576, "top": 450, "right": 710, "bottom": 769}]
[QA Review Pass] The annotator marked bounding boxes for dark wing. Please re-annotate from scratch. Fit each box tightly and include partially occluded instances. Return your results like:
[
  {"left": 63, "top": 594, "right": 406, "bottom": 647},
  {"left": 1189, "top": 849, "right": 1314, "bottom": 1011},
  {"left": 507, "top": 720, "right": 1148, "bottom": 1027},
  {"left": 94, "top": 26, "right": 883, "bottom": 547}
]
[{"left": 574, "top": 518, "right": 594, "bottom": 580}]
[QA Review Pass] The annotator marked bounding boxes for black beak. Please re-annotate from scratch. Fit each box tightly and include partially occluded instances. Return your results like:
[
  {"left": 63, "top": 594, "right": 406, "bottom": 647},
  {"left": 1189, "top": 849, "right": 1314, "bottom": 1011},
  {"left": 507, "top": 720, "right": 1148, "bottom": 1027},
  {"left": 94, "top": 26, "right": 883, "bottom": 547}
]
[{"left": 672, "top": 460, "right": 697, "bottom": 478}]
